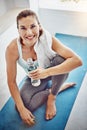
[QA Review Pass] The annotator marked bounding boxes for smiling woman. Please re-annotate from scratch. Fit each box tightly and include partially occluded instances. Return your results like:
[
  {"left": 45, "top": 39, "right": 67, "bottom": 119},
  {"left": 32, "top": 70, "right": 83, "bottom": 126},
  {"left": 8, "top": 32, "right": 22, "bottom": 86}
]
[{"left": 5, "top": 9, "right": 82, "bottom": 126}]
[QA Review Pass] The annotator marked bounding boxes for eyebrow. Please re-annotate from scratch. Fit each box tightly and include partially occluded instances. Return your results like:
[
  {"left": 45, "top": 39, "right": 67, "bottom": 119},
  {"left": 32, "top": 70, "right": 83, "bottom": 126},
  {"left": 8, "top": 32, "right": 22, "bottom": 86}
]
[
  {"left": 19, "top": 23, "right": 36, "bottom": 28},
  {"left": 19, "top": 25, "right": 26, "bottom": 28}
]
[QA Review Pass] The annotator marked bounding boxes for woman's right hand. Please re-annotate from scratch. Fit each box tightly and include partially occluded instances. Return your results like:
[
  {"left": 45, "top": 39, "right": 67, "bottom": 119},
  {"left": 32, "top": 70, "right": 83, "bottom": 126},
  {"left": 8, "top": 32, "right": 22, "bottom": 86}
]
[
  {"left": 19, "top": 106, "right": 35, "bottom": 126},
  {"left": 5, "top": 40, "right": 35, "bottom": 126}
]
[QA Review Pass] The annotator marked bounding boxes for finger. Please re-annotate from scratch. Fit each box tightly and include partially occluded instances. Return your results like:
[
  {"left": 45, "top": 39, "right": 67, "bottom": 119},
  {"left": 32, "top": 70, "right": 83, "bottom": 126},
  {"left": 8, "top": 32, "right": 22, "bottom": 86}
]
[
  {"left": 29, "top": 69, "right": 38, "bottom": 74},
  {"left": 30, "top": 113, "right": 35, "bottom": 119},
  {"left": 24, "top": 118, "right": 35, "bottom": 126},
  {"left": 22, "top": 114, "right": 35, "bottom": 126},
  {"left": 29, "top": 72, "right": 38, "bottom": 77},
  {"left": 29, "top": 74, "right": 40, "bottom": 80},
  {"left": 27, "top": 118, "right": 35, "bottom": 126},
  {"left": 30, "top": 73, "right": 38, "bottom": 77},
  {"left": 30, "top": 118, "right": 35, "bottom": 125},
  {"left": 28, "top": 112, "right": 35, "bottom": 125}
]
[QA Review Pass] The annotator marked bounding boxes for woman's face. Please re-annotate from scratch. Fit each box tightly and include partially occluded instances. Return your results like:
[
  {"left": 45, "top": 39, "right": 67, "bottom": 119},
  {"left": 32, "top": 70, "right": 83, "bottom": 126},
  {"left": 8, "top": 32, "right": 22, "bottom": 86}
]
[{"left": 18, "top": 16, "right": 40, "bottom": 47}]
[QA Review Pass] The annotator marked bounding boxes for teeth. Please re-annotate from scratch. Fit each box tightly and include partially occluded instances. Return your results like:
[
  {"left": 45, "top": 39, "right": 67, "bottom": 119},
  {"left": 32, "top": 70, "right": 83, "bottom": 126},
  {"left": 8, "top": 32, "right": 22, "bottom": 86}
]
[
  {"left": 27, "top": 36, "right": 34, "bottom": 40},
  {"left": 28, "top": 36, "right": 33, "bottom": 38}
]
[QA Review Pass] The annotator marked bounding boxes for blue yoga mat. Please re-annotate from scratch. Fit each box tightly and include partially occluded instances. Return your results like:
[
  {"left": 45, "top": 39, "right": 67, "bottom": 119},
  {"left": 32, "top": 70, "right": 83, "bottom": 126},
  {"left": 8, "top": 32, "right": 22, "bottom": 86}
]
[{"left": 0, "top": 33, "right": 87, "bottom": 130}]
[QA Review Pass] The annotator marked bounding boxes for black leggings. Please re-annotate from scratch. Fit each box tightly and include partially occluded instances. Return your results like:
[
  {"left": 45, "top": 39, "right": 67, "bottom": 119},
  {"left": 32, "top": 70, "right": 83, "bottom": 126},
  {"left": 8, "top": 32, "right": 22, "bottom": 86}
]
[{"left": 20, "top": 54, "right": 68, "bottom": 112}]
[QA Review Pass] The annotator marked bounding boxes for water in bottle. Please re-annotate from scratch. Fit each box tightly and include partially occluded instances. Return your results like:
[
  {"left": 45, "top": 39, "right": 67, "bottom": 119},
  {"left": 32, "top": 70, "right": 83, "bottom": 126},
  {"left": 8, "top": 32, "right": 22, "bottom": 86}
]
[{"left": 27, "top": 58, "right": 41, "bottom": 87}]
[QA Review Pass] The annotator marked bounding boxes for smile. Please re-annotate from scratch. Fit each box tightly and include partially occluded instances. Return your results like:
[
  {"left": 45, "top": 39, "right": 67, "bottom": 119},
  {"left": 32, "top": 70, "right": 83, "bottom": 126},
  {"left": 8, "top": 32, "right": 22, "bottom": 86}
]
[{"left": 26, "top": 35, "right": 35, "bottom": 40}]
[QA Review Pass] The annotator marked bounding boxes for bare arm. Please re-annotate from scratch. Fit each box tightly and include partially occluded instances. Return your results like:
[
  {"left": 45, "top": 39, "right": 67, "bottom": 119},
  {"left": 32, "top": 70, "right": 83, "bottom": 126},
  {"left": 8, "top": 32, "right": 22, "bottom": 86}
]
[
  {"left": 29, "top": 36, "right": 82, "bottom": 79},
  {"left": 5, "top": 42, "right": 24, "bottom": 111},
  {"left": 47, "top": 36, "right": 82, "bottom": 76},
  {"left": 5, "top": 41, "right": 35, "bottom": 126}
]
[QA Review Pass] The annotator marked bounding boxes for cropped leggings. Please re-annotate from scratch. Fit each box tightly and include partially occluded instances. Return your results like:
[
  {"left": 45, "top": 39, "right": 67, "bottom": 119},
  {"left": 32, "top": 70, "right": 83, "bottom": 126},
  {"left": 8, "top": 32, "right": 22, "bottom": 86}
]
[{"left": 20, "top": 54, "right": 68, "bottom": 112}]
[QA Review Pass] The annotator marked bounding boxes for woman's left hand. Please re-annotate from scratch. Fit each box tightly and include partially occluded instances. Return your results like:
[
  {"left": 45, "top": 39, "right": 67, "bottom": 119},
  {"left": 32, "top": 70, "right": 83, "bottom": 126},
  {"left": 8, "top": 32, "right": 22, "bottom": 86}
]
[{"left": 28, "top": 67, "right": 49, "bottom": 80}]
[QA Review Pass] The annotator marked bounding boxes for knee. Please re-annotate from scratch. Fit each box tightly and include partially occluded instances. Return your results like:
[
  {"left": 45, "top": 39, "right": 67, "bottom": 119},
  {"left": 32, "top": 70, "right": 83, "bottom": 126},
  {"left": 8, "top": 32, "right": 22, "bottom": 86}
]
[{"left": 51, "top": 54, "right": 65, "bottom": 66}]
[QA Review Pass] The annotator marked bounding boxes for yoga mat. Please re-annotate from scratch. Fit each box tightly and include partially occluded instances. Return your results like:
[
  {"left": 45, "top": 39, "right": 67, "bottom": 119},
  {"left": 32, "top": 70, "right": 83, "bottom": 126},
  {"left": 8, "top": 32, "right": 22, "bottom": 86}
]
[{"left": 0, "top": 33, "right": 87, "bottom": 130}]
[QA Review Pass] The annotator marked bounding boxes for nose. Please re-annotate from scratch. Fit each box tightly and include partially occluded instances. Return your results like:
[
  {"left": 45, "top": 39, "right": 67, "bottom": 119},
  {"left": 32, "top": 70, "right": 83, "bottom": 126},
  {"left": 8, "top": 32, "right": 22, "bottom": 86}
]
[{"left": 26, "top": 28, "right": 32, "bottom": 35}]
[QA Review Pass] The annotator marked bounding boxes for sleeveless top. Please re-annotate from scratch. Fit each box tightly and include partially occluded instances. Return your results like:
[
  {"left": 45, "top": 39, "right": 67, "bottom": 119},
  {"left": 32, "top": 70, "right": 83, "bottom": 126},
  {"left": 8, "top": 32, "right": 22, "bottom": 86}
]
[{"left": 17, "top": 29, "right": 56, "bottom": 74}]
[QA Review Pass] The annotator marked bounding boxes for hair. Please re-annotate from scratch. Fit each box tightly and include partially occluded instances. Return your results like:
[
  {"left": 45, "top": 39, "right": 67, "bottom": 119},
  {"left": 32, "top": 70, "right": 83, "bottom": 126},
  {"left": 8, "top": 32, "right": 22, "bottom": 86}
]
[{"left": 16, "top": 9, "right": 43, "bottom": 36}]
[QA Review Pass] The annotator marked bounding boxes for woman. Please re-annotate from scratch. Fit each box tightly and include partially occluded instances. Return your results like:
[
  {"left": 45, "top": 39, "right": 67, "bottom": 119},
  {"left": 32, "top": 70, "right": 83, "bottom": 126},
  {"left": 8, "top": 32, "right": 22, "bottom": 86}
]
[{"left": 5, "top": 9, "right": 82, "bottom": 126}]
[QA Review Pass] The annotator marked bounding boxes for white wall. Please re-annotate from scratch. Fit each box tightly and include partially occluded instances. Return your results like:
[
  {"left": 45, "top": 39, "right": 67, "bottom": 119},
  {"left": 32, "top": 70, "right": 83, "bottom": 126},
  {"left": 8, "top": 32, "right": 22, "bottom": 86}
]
[
  {"left": 39, "top": 8, "right": 87, "bottom": 37},
  {"left": 0, "top": 0, "right": 30, "bottom": 16},
  {"left": 14, "top": 0, "right": 29, "bottom": 8},
  {"left": 0, "top": 0, "right": 7, "bottom": 16},
  {"left": 5, "top": 0, "right": 15, "bottom": 10},
  {"left": 29, "top": 0, "right": 39, "bottom": 14}
]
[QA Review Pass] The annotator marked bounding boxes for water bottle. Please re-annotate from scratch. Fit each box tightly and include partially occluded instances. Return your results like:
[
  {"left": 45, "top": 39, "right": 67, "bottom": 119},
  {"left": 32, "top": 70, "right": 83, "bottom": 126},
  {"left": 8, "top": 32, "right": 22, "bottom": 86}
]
[{"left": 27, "top": 58, "right": 41, "bottom": 87}]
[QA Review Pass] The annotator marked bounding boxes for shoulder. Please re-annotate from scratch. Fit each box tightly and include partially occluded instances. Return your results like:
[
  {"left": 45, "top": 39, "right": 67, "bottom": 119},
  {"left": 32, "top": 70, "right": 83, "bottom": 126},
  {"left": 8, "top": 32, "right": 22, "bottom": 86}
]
[
  {"left": 6, "top": 38, "right": 17, "bottom": 53},
  {"left": 6, "top": 38, "right": 19, "bottom": 60}
]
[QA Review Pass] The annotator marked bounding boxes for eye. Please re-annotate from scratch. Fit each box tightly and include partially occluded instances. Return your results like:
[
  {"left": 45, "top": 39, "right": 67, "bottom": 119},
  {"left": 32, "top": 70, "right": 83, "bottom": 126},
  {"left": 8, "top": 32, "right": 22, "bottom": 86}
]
[
  {"left": 31, "top": 24, "right": 36, "bottom": 29},
  {"left": 20, "top": 26, "right": 26, "bottom": 30}
]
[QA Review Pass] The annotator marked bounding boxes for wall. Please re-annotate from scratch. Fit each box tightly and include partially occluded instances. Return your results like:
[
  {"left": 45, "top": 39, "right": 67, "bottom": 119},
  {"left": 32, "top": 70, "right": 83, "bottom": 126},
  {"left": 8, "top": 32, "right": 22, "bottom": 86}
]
[
  {"left": 5, "top": 0, "right": 15, "bottom": 10},
  {"left": 14, "top": 0, "right": 29, "bottom": 8},
  {"left": 29, "top": 0, "right": 39, "bottom": 14},
  {"left": 39, "top": 8, "right": 87, "bottom": 37},
  {"left": 0, "top": 0, "right": 29, "bottom": 16},
  {"left": 0, "top": 0, "right": 7, "bottom": 16}
]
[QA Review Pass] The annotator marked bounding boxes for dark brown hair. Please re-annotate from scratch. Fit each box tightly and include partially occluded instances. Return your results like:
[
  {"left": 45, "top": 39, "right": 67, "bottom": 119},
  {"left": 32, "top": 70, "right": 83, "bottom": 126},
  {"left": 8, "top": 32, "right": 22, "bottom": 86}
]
[{"left": 16, "top": 9, "right": 43, "bottom": 36}]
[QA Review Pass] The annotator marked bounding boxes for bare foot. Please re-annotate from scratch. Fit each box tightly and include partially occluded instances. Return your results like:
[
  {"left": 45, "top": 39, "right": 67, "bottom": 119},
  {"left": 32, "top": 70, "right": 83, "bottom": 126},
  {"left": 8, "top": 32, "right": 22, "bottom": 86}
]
[
  {"left": 45, "top": 94, "right": 56, "bottom": 120},
  {"left": 58, "top": 82, "right": 76, "bottom": 93},
  {"left": 45, "top": 82, "right": 76, "bottom": 120}
]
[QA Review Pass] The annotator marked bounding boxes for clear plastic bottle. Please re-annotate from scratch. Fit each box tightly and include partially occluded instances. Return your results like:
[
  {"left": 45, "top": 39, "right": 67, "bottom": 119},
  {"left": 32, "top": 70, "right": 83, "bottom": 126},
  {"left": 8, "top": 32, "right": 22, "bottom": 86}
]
[{"left": 27, "top": 58, "right": 41, "bottom": 87}]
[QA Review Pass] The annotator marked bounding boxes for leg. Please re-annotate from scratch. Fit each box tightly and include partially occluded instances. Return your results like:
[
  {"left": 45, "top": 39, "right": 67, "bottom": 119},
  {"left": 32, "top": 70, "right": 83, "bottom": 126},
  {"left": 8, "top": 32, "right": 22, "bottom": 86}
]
[
  {"left": 46, "top": 82, "right": 76, "bottom": 120},
  {"left": 46, "top": 54, "right": 70, "bottom": 120},
  {"left": 46, "top": 74, "right": 69, "bottom": 120},
  {"left": 58, "top": 82, "right": 76, "bottom": 93},
  {"left": 20, "top": 76, "right": 50, "bottom": 111},
  {"left": 28, "top": 89, "right": 50, "bottom": 112},
  {"left": 50, "top": 54, "right": 69, "bottom": 95}
]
